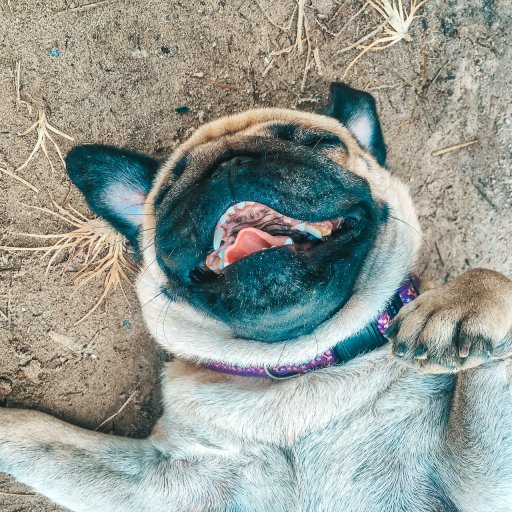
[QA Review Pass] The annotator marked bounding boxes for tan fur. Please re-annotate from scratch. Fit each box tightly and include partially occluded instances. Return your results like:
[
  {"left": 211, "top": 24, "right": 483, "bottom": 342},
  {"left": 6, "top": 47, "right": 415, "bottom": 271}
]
[
  {"left": 141, "top": 110, "right": 421, "bottom": 368},
  {"left": 388, "top": 268, "right": 512, "bottom": 373},
  {"left": 1, "top": 109, "right": 512, "bottom": 512}
]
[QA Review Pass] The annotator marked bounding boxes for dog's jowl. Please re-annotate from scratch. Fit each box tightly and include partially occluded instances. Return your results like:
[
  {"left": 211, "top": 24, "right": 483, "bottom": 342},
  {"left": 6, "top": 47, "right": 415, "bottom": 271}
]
[{"left": 1, "top": 83, "right": 512, "bottom": 511}]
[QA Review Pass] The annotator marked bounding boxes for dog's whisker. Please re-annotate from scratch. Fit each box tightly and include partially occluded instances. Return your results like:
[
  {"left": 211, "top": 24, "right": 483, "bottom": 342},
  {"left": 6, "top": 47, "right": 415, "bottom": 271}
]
[{"left": 388, "top": 211, "right": 430, "bottom": 249}]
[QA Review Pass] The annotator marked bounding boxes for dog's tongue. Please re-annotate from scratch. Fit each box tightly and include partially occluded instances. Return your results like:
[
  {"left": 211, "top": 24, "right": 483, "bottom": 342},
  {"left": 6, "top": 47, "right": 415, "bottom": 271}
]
[{"left": 224, "top": 227, "right": 292, "bottom": 265}]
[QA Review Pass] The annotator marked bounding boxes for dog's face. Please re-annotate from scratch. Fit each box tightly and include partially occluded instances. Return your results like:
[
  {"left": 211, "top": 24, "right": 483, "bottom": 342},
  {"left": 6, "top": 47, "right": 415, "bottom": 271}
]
[{"left": 67, "top": 83, "right": 421, "bottom": 366}]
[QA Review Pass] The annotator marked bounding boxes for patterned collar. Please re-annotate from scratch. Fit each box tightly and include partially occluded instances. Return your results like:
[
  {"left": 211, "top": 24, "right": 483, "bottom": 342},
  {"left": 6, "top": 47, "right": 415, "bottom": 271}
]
[{"left": 202, "top": 275, "right": 420, "bottom": 380}]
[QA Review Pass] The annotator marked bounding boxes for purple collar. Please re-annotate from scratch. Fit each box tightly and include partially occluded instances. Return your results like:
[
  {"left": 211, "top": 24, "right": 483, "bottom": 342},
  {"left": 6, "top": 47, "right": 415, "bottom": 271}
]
[{"left": 202, "top": 275, "right": 420, "bottom": 379}]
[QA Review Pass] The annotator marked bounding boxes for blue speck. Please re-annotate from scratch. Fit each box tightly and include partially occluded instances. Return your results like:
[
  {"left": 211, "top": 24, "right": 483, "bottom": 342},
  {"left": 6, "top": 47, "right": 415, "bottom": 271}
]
[
  {"left": 175, "top": 106, "right": 191, "bottom": 114},
  {"left": 122, "top": 319, "right": 133, "bottom": 329},
  {"left": 49, "top": 48, "right": 60, "bottom": 57}
]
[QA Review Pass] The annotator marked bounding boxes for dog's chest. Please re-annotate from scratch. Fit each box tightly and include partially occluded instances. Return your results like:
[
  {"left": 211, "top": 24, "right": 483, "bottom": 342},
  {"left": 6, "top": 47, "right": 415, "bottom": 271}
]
[
  {"left": 280, "top": 372, "right": 458, "bottom": 511},
  {"left": 167, "top": 359, "right": 512, "bottom": 511}
]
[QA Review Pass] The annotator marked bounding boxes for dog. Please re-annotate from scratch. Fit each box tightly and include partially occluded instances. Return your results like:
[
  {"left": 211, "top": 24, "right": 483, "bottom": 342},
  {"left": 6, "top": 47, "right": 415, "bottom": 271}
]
[{"left": 1, "top": 82, "right": 512, "bottom": 511}]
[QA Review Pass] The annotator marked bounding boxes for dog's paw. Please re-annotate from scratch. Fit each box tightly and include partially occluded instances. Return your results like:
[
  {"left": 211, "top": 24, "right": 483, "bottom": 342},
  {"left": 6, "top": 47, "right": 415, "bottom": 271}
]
[{"left": 386, "top": 269, "right": 512, "bottom": 373}]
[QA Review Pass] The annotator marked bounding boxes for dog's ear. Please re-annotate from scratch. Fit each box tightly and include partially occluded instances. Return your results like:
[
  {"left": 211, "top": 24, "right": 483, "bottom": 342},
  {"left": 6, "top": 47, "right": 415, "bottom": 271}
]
[
  {"left": 323, "top": 82, "right": 386, "bottom": 166},
  {"left": 66, "top": 145, "right": 160, "bottom": 253}
]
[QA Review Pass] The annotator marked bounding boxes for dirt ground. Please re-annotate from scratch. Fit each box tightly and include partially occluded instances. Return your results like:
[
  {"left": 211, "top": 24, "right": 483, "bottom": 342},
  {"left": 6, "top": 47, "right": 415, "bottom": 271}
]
[{"left": 0, "top": 0, "right": 510, "bottom": 509}]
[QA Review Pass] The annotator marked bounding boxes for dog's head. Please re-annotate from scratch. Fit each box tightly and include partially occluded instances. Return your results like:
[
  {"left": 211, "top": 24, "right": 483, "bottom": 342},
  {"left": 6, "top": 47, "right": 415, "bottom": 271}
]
[{"left": 66, "top": 83, "right": 420, "bottom": 367}]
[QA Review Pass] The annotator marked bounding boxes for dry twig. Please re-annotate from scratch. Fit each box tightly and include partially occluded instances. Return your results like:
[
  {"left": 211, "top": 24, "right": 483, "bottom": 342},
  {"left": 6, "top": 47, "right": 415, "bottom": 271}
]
[
  {"left": 258, "top": 0, "right": 322, "bottom": 89},
  {"left": 431, "top": 139, "right": 478, "bottom": 157},
  {"left": 14, "top": 61, "right": 32, "bottom": 114},
  {"left": 54, "top": 0, "right": 117, "bottom": 15},
  {"left": 296, "top": 0, "right": 306, "bottom": 54},
  {"left": 95, "top": 391, "right": 137, "bottom": 431},
  {"left": 0, "top": 490, "right": 37, "bottom": 497}
]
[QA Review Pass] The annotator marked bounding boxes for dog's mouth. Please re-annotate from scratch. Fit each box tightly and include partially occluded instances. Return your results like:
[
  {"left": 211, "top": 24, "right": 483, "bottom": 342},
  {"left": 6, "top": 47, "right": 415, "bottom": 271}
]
[
  {"left": 155, "top": 141, "right": 383, "bottom": 340},
  {"left": 201, "top": 201, "right": 366, "bottom": 275}
]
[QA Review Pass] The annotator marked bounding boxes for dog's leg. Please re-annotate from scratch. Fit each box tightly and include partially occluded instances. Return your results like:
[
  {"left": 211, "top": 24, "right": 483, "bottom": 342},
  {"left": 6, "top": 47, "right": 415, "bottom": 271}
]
[
  {"left": 386, "top": 268, "right": 512, "bottom": 373},
  {"left": 0, "top": 408, "right": 156, "bottom": 510},
  {"left": 0, "top": 408, "right": 229, "bottom": 511}
]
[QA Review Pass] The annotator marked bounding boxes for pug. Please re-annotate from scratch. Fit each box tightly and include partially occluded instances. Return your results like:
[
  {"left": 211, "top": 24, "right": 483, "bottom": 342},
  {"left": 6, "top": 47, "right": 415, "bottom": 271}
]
[{"left": 1, "top": 82, "right": 511, "bottom": 512}]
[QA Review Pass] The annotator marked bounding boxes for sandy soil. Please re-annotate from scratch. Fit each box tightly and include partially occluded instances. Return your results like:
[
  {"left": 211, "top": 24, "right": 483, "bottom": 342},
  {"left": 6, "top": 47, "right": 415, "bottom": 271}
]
[{"left": 0, "top": 0, "right": 511, "bottom": 509}]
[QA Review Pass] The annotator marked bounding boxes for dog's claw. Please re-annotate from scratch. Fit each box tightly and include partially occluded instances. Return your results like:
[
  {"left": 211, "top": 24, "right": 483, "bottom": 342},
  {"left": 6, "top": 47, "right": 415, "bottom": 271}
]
[
  {"left": 458, "top": 341, "right": 471, "bottom": 358},
  {"left": 384, "top": 323, "right": 398, "bottom": 339},
  {"left": 387, "top": 269, "right": 512, "bottom": 374},
  {"left": 394, "top": 343, "right": 407, "bottom": 357},
  {"left": 414, "top": 345, "right": 428, "bottom": 360}
]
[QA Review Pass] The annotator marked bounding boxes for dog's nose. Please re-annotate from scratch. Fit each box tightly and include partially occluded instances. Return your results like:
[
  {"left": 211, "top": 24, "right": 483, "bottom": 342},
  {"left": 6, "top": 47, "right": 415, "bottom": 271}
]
[{"left": 212, "top": 155, "right": 258, "bottom": 180}]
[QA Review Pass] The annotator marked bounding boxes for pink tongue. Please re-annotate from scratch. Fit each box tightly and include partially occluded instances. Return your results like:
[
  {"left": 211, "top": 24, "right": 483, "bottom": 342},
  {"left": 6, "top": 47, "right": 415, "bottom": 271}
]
[{"left": 224, "top": 227, "right": 291, "bottom": 265}]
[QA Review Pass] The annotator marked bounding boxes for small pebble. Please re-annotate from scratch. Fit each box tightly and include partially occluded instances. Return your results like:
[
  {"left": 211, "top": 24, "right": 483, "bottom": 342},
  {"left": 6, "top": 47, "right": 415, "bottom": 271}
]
[
  {"left": 49, "top": 48, "right": 60, "bottom": 57},
  {"left": 0, "top": 376, "right": 12, "bottom": 397},
  {"left": 161, "top": 46, "right": 170, "bottom": 55},
  {"left": 122, "top": 319, "right": 133, "bottom": 329},
  {"left": 175, "top": 106, "right": 191, "bottom": 114}
]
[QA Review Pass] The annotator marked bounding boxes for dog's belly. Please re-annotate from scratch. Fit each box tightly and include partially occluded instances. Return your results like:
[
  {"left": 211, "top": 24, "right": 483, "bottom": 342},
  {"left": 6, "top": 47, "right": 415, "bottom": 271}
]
[{"left": 221, "top": 361, "right": 512, "bottom": 511}]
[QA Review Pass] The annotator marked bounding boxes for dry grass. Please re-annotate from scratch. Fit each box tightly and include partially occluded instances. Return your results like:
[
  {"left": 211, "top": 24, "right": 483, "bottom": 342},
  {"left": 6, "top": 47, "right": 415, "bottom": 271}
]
[
  {"left": 14, "top": 61, "right": 32, "bottom": 114},
  {"left": 0, "top": 201, "right": 136, "bottom": 325},
  {"left": 3, "top": 61, "right": 75, "bottom": 192},
  {"left": 0, "top": 165, "right": 38, "bottom": 192},
  {"left": 16, "top": 102, "right": 75, "bottom": 174},
  {"left": 257, "top": 0, "right": 322, "bottom": 91},
  {"left": 342, "top": 0, "right": 429, "bottom": 78},
  {"left": 258, "top": 0, "right": 428, "bottom": 90}
]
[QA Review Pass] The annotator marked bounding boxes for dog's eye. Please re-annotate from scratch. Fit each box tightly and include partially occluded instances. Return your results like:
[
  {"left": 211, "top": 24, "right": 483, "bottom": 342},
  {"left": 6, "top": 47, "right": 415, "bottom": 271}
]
[
  {"left": 153, "top": 155, "right": 188, "bottom": 209},
  {"left": 271, "top": 123, "right": 344, "bottom": 150},
  {"left": 171, "top": 154, "right": 188, "bottom": 178}
]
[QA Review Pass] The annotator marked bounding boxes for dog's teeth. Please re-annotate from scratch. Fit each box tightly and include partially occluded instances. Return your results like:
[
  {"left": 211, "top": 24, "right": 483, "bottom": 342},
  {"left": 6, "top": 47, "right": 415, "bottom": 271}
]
[
  {"left": 219, "top": 214, "right": 228, "bottom": 225},
  {"left": 294, "top": 223, "right": 306, "bottom": 232},
  {"left": 213, "top": 226, "right": 223, "bottom": 250},
  {"left": 218, "top": 250, "right": 228, "bottom": 270},
  {"left": 226, "top": 206, "right": 236, "bottom": 215},
  {"left": 304, "top": 224, "right": 324, "bottom": 239},
  {"left": 284, "top": 238, "right": 293, "bottom": 245},
  {"left": 306, "top": 224, "right": 331, "bottom": 239},
  {"left": 237, "top": 201, "right": 247, "bottom": 208}
]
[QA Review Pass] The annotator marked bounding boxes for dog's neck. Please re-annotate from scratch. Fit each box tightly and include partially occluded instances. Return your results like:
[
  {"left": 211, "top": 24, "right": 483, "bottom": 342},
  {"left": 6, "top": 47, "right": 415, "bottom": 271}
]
[{"left": 199, "top": 275, "right": 420, "bottom": 379}]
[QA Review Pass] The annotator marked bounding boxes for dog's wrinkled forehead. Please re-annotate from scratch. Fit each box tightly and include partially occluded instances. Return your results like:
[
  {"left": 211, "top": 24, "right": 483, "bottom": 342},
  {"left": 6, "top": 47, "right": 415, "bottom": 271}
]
[{"left": 148, "top": 109, "right": 369, "bottom": 206}]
